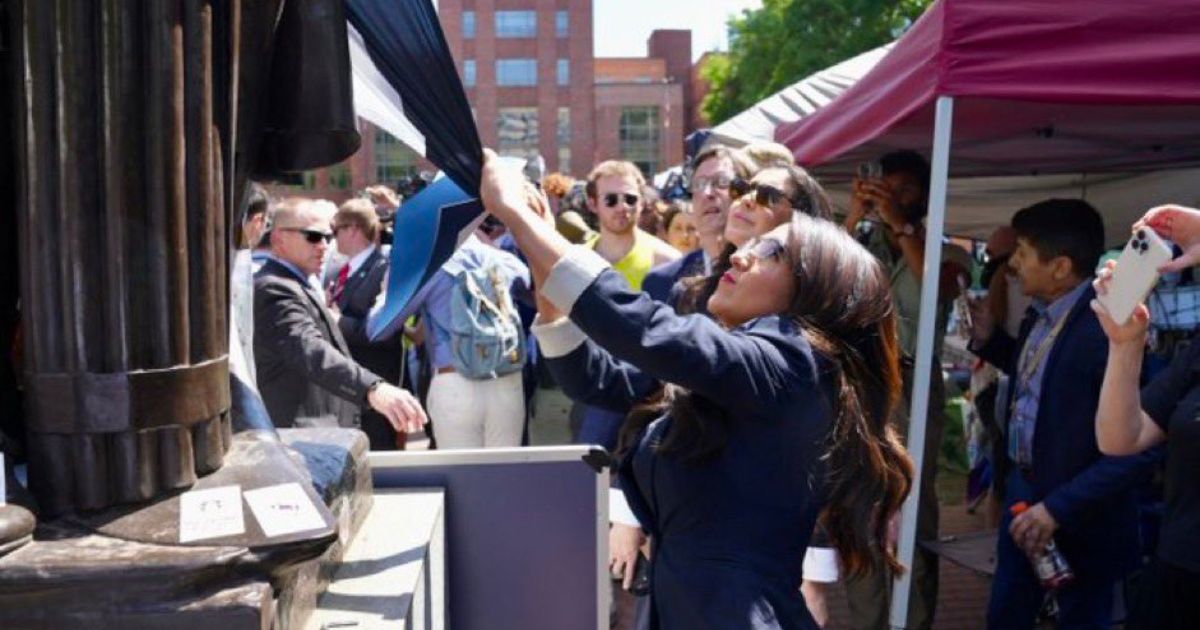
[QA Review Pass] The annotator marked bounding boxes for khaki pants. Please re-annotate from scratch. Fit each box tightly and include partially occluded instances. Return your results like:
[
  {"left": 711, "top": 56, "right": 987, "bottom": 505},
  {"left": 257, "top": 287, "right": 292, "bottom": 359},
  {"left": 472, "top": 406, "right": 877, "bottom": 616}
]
[
  {"left": 427, "top": 370, "right": 525, "bottom": 448},
  {"left": 845, "top": 365, "right": 944, "bottom": 630}
]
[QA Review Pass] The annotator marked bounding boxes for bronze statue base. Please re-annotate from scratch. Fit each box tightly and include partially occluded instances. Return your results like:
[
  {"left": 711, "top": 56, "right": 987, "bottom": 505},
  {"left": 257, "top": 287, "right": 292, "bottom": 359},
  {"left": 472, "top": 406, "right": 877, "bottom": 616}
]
[{"left": 0, "top": 428, "right": 371, "bottom": 630}]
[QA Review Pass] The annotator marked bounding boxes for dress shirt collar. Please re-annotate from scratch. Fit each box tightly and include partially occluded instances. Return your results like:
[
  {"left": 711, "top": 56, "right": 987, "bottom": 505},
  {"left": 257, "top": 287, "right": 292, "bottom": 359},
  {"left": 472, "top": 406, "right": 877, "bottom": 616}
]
[
  {"left": 1032, "top": 278, "right": 1091, "bottom": 325},
  {"left": 346, "top": 245, "right": 376, "bottom": 277}
]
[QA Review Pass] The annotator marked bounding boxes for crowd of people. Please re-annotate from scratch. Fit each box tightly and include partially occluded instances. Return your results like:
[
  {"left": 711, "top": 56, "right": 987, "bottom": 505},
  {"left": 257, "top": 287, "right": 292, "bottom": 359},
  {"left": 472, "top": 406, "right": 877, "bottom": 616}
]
[{"left": 226, "top": 131, "right": 1199, "bottom": 629}]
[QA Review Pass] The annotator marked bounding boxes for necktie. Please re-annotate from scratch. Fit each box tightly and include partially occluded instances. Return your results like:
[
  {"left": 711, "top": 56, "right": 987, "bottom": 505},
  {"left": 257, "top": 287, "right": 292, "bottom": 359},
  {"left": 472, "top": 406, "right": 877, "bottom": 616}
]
[{"left": 330, "top": 263, "right": 350, "bottom": 305}]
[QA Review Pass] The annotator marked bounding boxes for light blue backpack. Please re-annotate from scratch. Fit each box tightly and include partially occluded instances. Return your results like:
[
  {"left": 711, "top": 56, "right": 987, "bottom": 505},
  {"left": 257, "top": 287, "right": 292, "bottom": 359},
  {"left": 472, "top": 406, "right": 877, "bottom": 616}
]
[{"left": 448, "top": 262, "right": 526, "bottom": 380}]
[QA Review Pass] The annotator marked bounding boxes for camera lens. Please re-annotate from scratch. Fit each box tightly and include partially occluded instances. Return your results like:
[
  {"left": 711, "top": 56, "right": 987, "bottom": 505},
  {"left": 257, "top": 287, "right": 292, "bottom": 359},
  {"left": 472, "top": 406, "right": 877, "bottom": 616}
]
[{"left": 1137, "top": 229, "right": 1146, "bottom": 240}]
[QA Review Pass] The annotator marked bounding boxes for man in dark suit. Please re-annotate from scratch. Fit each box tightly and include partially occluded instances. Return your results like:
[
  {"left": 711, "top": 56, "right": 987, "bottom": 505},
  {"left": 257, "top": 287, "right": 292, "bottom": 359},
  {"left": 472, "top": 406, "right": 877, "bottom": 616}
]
[
  {"left": 254, "top": 197, "right": 425, "bottom": 435},
  {"left": 642, "top": 144, "right": 746, "bottom": 305},
  {"left": 330, "top": 198, "right": 406, "bottom": 450},
  {"left": 970, "top": 199, "right": 1157, "bottom": 628}
]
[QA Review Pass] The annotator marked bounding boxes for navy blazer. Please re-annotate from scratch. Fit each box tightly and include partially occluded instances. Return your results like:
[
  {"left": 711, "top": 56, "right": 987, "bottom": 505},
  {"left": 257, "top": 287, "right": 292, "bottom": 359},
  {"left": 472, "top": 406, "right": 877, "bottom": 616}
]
[
  {"left": 642, "top": 249, "right": 705, "bottom": 304},
  {"left": 975, "top": 284, "right": 1157, "bottom": 578},
  {"left": 336, "top": 248, "right": 403, "bottom": 384},
  {"left": 547, "top": 270, "right": 833, "bottom": 630}
]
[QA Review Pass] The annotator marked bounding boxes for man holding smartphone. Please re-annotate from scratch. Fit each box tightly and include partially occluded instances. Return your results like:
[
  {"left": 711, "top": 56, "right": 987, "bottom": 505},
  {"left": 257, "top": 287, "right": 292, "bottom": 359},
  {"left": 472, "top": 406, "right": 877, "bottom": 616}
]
[{"left": 842, "top": 150, "right": 970, "bottom": 630}]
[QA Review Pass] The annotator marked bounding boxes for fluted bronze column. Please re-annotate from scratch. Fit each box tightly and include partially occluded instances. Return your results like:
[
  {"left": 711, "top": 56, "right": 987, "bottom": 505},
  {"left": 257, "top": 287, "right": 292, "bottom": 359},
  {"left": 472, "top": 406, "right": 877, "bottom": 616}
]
[{"left": 14, "top": 0, "right": 241, "bottom": 515}]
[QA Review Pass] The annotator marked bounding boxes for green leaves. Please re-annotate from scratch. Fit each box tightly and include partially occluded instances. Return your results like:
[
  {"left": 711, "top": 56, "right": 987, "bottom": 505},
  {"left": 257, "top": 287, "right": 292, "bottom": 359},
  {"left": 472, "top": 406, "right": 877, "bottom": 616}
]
[{"left": 700, "top": 0, "right": 934, "bottom": 126}]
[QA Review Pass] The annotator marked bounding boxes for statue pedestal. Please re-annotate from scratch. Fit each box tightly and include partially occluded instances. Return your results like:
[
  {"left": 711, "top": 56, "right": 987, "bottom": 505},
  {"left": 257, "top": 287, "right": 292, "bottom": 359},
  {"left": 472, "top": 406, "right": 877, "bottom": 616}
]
[
  {"left": 309, "top": 488, "right": 447, "bottom": 629},
  {"left": 0, "top": 428, "right": 371, "bottom": 630}
]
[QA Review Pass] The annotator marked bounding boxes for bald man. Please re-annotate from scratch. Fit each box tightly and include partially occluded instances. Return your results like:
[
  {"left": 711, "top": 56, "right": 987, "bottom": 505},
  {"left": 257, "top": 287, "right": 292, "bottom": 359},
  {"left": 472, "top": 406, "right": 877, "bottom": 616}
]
[{"left": 254, "top": 197, "right": 426, "bottom": 435}]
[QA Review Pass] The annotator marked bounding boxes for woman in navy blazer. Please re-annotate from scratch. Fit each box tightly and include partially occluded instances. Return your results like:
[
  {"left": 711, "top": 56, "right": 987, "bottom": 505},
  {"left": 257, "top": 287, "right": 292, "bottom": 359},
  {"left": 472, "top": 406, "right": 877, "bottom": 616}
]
[{"left": 480, "top": 151, "right": 913, "bottom": 629}]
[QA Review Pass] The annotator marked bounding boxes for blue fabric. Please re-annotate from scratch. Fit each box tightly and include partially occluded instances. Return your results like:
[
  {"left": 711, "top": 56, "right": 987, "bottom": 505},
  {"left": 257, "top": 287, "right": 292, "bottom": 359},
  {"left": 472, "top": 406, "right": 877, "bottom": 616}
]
[
  {"left": 988, "top": 470, "right": 1118, "bottom": 630},
  {"left": 345, "top": 0, "right": 480, "bottom": 192},
  {"left": 346, "top": 1, "right": 490, "bottom": 340},
  {"left": 642, "top": 249, "right": 705, "bottom": 304},
  {"left": 974, "top": 284, "right": 1158, "bottom": 580},
  {"left": 1010, "top": 280, "right": 1090, "bottom": 466},
  {"left": 545, "top": 270, "right": 831, "bottom": 629},
  {"left": 577, "top": 406, "right": 624, "bottom": 451}
]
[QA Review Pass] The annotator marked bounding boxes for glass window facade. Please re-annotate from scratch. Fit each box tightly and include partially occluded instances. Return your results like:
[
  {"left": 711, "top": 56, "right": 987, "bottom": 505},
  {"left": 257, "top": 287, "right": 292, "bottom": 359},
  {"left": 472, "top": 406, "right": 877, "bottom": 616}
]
[
  {"left": 327, "top": 162, "right": 352, "bottom": 190},
  {"left": 619, "top": 106, "right": 661, "bottom": 176},
  {"left": 556, "top": 11, "right": 569, "bottom": 38},
  {"left": 374, "top": 130, "right": 419, "bottom": 187},
  {"left": 556, "top": 59, "right": 569, "bottom": 86},
  {"left": 462, "top": 11, "right": 476, "bottom": 39},
  {"left": 463, "top": 59, "right": 476, "bottom": 87},
  {"left": 557, "top": 107, "right": 572, "bottom": 174},
  {"left": 495, "top": 10, "right": 536, "bottom": 38},
  {"left": 497, "top": 107, "right": 540, "bottom": 160},
  {"left": 496, "top": 59, "right": 537, "bottom": 87}
]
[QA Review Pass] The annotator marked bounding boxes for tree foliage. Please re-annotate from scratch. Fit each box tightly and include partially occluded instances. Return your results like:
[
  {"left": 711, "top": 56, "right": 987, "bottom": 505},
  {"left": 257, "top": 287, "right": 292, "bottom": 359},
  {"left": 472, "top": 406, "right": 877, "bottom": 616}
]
[{"left": 701, "top": 0, "right": 934, "bottom": 125}]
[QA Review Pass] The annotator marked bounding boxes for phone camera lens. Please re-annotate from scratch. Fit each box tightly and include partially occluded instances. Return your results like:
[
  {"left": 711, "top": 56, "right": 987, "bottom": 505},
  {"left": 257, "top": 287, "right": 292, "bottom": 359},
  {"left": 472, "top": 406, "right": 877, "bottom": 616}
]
[{"left": 1137, "top": 229, "right": 1146, "bottom": 240}]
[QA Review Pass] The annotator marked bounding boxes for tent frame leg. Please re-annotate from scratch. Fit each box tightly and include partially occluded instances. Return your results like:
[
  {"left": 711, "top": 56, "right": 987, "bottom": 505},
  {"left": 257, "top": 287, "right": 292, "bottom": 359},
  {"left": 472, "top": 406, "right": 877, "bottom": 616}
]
[{"left": 889, "top": 95, "right": 954, "bottom": 629}]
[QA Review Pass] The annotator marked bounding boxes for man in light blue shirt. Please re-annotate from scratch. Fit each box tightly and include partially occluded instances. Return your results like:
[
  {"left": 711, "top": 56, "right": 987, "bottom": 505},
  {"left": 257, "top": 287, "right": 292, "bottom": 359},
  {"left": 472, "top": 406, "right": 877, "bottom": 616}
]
[{"left": 371, "top": 234, "right": 530, "bottom": 448}]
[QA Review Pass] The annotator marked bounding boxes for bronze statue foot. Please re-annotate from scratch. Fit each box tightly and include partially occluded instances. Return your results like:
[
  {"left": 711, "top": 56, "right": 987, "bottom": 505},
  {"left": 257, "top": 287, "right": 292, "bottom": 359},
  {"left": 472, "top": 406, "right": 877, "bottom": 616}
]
[{"left": 0, "top": 504, "right": 34, "bottom": 557}]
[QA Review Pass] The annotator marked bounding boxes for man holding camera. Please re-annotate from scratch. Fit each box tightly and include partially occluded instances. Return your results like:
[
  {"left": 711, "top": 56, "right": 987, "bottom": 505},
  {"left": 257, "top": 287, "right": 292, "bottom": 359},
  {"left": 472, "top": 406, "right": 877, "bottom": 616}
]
[{"left": 843, "top": 150, "right": 971, "bottom": 630}]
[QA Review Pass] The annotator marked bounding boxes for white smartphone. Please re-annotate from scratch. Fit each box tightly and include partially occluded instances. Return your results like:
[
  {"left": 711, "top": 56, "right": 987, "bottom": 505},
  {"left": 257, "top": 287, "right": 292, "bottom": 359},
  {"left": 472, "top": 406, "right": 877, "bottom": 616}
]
[{"left": 1098, "top": 227, "right": 1174, "bottom": 325}]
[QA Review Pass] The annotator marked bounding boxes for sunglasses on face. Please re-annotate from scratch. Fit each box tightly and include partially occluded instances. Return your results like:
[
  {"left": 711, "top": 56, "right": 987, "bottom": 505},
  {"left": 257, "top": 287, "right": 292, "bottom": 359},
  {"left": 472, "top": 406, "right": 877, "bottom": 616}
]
[
  {"left": 735, "top": 236, "right": 789, "bottom": 264},
  {"left": 280, "top": 227, "right": 333, "bottom": 244},
  {"left": 690, "top": 173, "right": 734, "bottom": 193},
  {"left": 730, "top": 178, "right": 792, "bottom": 209},
  {"left": 603, "top": 193, "right": 640, "bottom": 208}
]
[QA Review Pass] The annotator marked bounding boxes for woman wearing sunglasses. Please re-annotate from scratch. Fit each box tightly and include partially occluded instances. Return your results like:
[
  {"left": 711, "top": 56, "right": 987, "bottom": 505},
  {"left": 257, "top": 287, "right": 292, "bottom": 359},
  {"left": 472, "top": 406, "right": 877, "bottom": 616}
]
[
  {"left": 479, "top": 150, "right": 913, "bottom": 629},
  {"left": 678, "top": 165, "right": 833, "bottom": 318}
]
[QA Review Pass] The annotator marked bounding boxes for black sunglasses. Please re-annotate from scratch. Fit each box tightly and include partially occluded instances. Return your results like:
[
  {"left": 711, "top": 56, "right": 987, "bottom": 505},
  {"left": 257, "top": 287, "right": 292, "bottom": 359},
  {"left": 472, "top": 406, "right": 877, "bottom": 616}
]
[
  {"left": 730, "top": 178, "right": 793, "bottom": 209},
  {"left": 280, "top": 227, "right": 333, "bottom": 244},
  {"left": 603, "top": 193, "right": 639, "bottom": 208},
  {"left": 735, "top": 236, "right": 789, "bottom": 264}
]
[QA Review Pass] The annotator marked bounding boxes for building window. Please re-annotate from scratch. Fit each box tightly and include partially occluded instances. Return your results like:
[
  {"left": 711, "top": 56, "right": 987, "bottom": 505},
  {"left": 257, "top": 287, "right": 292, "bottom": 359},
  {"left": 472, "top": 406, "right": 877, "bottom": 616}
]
[
  {"left": 463, "top": 59, "right": 476, "bottom": 87},
  {"left": 556, "top": 59, "right": 569, "bottom": 86},
  {"left": 495, "top": 10, "right": 536, "bottom": 38},
  {"left": 328, "top": 162, "right": 352, "bottom": 190},
  {"left": 302, "top": 172, "right": 317, "bottom": 190},
  {"left": 497, "top": 107, "right": 540, "bottom": 160},
  {"left": 496, "top": 59, "right": 537, "bottom": 87},
  {"left": 556, "top": 11, "right": 568, "bottom": 38},
  {"left": 557, "top": 107, "right": 571, "bottom": 174},
  {"left": 463, "top": 11, "right": 476, "bottom": 39},
  {"left": 374, "top": 130, "right": 419, "bottom": 188},
  {"left": 619, "top": 106, "right": 661, "bottom": 177}
]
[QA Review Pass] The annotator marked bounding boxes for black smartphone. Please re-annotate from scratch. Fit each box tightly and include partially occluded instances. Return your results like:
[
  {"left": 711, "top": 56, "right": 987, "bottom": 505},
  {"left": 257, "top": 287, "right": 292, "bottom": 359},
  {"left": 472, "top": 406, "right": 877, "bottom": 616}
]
[{"left": 626, "top": 551, "right": 651, "bottom": 596}]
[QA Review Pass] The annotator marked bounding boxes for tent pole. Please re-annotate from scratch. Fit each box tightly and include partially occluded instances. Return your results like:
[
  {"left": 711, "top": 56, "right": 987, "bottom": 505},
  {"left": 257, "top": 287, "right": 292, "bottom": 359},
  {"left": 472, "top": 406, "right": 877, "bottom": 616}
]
[{"left": 889, "top": 95, "right": 954, "bottom": 629}]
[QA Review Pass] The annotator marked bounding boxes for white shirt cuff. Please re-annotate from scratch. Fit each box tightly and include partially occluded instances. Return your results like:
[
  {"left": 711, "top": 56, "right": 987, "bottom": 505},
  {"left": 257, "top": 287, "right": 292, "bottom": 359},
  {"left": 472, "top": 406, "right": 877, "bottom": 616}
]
[
  {"left": 530, "top": 314, "right": 588, "bottom": 358},
  {"left": 540, "top": 245, "right": 610, "bottom": 314},
  {"left": 608, "top": 488, "right": 641, "bottom": 527}
]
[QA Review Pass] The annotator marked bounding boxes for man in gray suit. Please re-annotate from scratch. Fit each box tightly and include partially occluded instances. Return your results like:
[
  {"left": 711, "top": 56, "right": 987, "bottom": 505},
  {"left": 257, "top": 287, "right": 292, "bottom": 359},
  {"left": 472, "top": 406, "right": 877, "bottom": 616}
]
[
  {"left": 330, "top": 198, "right": 406, "bottom": 450},
  {"left": 254, "top": 197, "right": 425, "bottom": 434}
]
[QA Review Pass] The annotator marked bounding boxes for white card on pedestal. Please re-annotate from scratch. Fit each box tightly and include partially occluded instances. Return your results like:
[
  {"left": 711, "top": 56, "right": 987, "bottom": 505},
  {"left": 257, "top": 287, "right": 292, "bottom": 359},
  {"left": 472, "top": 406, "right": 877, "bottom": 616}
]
[
  {"left": 243, "top": 482, "right": 326, "bottom": 538},
  {"left": 179, "top": 485, "right": 245, "bottom": 543}
]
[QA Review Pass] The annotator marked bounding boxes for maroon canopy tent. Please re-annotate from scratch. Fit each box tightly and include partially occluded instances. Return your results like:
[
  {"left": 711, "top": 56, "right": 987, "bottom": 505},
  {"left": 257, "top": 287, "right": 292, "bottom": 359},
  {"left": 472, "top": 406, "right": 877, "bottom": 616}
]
[
  {"left": 776, "top": 0, "right": 1200, "bottom": 177},
  {"left": 774, "top": 2, "right": 1200, "bottom": 626}
]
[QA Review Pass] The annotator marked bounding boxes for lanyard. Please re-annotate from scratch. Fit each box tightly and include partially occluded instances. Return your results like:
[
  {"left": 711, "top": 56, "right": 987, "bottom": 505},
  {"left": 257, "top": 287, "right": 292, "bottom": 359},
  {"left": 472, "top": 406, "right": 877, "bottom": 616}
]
[{"left": 1017, "top": 310, "right": 1070, "bottom": 390}]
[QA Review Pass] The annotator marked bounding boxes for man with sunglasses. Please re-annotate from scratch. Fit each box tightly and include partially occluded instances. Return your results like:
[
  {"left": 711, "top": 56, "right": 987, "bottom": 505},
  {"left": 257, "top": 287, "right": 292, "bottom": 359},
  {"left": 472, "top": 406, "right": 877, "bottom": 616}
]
[
  {"left": 254, "top": 197, "right": 427, "bottom": 437},
  {"left": 577, "top": 161, "right": 679, "bottom": 452},
  {"left": 842, "top": 150, "right": 972, "bottom": 630}
]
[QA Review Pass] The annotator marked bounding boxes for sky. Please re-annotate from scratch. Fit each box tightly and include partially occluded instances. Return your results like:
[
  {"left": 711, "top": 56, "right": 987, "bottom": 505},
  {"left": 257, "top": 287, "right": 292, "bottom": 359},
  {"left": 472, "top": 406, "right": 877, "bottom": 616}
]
[{"left": 592, "top": 0, "right": 763, "bottom": 62}]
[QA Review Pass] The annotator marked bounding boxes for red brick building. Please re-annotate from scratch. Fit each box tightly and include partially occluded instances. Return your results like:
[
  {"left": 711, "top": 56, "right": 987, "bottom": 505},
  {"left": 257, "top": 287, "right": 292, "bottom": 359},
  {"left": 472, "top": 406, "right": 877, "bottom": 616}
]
[{"left": 279, "top": 1, "right": 697, "bottom": 202}]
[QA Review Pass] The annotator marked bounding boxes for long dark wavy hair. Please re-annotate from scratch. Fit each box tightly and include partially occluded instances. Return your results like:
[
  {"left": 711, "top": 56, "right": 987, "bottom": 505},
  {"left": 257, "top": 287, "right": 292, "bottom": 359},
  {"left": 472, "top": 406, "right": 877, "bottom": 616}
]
[{"left": 620, "top": 213, "right": 914, "bottom": 578}]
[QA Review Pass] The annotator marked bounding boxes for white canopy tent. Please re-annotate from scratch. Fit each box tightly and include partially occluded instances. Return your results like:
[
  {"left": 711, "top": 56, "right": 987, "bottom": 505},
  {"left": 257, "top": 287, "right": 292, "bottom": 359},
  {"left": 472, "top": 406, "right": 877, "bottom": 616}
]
[{"left": 708, "top": 44, "right": 893, "bottom": 148}]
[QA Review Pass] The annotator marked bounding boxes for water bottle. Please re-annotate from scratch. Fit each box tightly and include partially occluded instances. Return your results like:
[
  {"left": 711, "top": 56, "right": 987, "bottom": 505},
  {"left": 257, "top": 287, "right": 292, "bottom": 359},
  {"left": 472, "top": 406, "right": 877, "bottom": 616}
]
[{"left": 1010, "top": 501, "right": 1075, "bottom": 590}]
